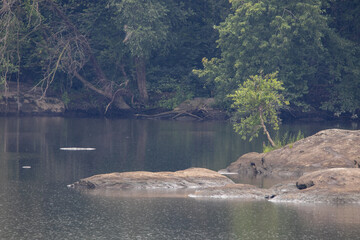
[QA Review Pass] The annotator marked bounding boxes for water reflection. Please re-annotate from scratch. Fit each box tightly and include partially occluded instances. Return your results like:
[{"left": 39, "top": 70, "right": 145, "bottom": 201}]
[
  {"left": 1, "top": 117, "right": 360, "bottom": 239},
  {"left": 0, "top": 117, "right": 265, "bottom": 184}
]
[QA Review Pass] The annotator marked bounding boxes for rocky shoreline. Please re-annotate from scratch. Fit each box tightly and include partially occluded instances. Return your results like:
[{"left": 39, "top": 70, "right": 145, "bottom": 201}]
[
  {"left": 69, "top": 129, "right": 360, "bottom": 204},
  {"left": 0, "top": 87, "right": 65, "bottom": 116},
  {"left": 0, "top": 86, "right": 333, "bottom": 121}
]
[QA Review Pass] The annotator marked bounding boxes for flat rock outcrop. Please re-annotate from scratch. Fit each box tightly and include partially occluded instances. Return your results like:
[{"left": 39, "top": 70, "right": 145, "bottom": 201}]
[
  {"left": 68, "top": 168, "right": 234, "bottom": 190},
  {"left": 269, "top": 168, "right": 360, "bottom": 203},
  {"left": 69, "top": 167, "right": 360, "bottom": 204},
  {"left": 223, "top": 129, "right": 360, "bottom": 178}
]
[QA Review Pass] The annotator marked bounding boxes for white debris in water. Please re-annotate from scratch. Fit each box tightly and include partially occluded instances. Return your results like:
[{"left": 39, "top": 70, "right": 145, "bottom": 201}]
[
  {"left": 188, "top": 193, "right": 264, "bottom": 200},
  {"left": 22, "top": 166, "right": 31, "bottom": 169},
  {"left": 60, "top": 147, "right": 96, "bottom": 151},
  {"left": 217, "top": 170, "right": 238, "bottom": 175}
]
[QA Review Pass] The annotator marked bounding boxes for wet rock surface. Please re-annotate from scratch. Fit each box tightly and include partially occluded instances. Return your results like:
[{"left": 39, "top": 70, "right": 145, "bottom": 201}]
[
  {"left": 189, "top": 183, "right": 272, "bottom": 200},
  {"left": 223, "top": 129, "right": 360, "bottom": 178},
  {"left": 69, "top": 168, "right": 234, "bottom": 190}
]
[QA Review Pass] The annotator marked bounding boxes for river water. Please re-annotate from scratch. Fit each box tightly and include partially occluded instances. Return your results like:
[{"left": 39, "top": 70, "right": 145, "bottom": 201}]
[{"left": 0, "top": 117, "right": 360, "bottom": 239}]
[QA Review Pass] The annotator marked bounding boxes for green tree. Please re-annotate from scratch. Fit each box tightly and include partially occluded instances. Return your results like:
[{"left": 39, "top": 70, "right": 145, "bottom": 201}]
[
  {"left": 194, "top": 0, "right": 360, "bottom": 116},
  {"left": 228, "top": 72, "right": 288, "bottom": 147}
]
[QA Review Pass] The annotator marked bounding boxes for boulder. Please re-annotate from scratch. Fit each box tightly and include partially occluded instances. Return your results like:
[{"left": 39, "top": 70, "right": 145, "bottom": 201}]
[
  {"left": 68, "top": 168, "right": 234, "bottom": 190},
  {"left": 189, "top": 183, "right": 272, "bottom": 200},
  {"left": 223, "top": 129, "right": 360, "bottom": 178},
  {"left": 223, "top": 152, "right": 267, "bottom": 176},
  {"left": 269, "top": 168, "right": 360, "bottom": 203}
]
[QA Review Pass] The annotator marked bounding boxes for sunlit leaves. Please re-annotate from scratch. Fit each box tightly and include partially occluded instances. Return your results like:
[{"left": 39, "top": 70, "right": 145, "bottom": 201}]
[{"left": 228, "top": 72, "right": 288, "bottom": 142}]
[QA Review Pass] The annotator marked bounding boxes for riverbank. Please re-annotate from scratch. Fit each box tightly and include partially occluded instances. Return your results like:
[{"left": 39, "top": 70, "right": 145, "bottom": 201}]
[
  {"left": 0, "top": 84, "right": 228, "bottom": 120},
  {"left": 0, "top": 82, "right": 353, "bottom": 121}
]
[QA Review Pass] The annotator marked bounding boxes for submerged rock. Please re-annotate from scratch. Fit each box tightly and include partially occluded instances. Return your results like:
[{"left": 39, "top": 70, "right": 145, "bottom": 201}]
[
  {"left": 69, "top": 168, "right": 234, "bottom": 190},
  {"left": 224, "top": 129, "right": 360, "bottom": 178}
]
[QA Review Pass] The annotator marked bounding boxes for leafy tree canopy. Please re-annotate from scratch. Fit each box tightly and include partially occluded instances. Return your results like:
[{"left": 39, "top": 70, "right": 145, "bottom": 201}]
[{"left": 228, "top": 71, "right": 288, "bottom": 147}]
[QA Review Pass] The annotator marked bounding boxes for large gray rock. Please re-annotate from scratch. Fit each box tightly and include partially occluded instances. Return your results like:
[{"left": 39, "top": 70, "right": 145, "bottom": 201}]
[
  {"left": 69, "top": 168, "right": 234, "bottom": 190},
  {"left": 69, "top": 167, "right": 360, "bottom": 203},
  {"left": 269, "top": 168, "right": 360, "bottom": 203},
  {"left": 223, "top": 129, "right": 360, "bottom": 178},
  {"left": 190, "top": 168, "right": 360, "bottom": 203}
]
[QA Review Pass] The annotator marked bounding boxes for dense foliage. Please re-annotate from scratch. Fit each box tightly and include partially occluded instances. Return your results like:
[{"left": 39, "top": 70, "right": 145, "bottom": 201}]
[
  {"left": 0, "top": 0, "right": 359, "bottom": 117},
  {"left": 195, "top": 0, "right": 360, "bottom": 117},
  {"left": 0, "top": 0, "right": 230, "bottom": 111}
]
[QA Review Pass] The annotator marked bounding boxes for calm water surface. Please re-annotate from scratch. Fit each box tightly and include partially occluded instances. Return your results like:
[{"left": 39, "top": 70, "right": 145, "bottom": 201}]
[{"left": 1, "top": 117, "right": 360, "bottom": 239}]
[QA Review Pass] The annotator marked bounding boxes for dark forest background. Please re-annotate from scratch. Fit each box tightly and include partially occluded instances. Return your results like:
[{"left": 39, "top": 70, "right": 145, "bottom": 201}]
[{"left": 1, "top": 0, "right": 359, "bottom": 118}]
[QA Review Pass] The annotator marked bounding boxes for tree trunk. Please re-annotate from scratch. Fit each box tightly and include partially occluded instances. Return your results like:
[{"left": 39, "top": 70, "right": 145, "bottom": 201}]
[
  {"left": 259, "top": 106, "right": 276, "bottom": 147},
  {"left": 135, "top": 56, "right": 149, "bottom": 104}
]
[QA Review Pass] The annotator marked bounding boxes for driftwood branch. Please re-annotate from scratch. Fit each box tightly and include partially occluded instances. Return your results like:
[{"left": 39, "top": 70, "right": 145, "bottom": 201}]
[{"left": 135, "top": 110, "right": 204, "bottom": 120}]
